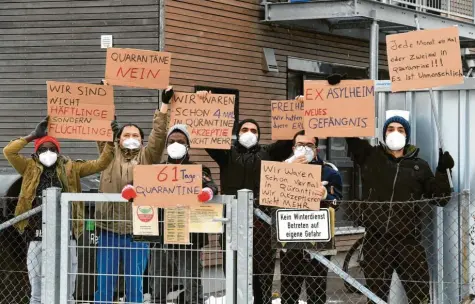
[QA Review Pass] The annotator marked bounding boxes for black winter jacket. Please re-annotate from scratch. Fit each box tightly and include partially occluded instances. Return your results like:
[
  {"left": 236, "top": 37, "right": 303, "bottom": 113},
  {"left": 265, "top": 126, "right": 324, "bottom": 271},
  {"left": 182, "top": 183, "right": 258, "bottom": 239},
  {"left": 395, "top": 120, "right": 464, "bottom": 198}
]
[
  {"left": 346, "top": 138, "right": 451, "bottom": 237},
  {"left": 206, "top": 120, "right": 293, "bottom": 198}
]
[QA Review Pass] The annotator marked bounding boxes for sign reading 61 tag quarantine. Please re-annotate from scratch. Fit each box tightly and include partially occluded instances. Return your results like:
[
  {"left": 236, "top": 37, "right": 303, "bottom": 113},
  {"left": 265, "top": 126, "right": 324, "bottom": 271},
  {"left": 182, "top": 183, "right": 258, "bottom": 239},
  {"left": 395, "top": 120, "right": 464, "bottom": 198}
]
[{"left": 133, "top": 164, "right": 202, "bottom": 208}]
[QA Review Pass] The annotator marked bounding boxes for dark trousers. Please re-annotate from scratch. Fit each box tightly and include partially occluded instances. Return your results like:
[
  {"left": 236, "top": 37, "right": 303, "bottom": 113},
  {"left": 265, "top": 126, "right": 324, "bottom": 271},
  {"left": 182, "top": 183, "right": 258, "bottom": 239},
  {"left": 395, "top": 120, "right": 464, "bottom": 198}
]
[
  {"left": 150, "top": 247, "right": 203, "bottom": 304},
  {"left": 253, "top": 222, "right": 275, "bottom": 304},
  {"left": 362, "top": 234, "right": 430, "bottom": 304},
  {"left": 280, "top": 251, "right": 329, "bottom": 304}
]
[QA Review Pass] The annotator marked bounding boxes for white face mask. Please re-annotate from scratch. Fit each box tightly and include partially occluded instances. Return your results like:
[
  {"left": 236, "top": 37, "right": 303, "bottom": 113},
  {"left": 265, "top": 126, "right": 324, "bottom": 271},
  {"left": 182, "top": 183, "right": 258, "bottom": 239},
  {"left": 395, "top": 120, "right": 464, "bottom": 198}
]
[
  {"left": 167, "top": 142, "right": 188, "bottom": 159},
  {"left": 122, "top": 138, "right": 141, "bottom": 150},
  {"left": 39, "top": 151, "right": 58, "bottom": 167},
  {"left": 294, "top": 146, "right": 315, "bottom": 163},
  {"left": 238, "top": 132, "right": 258, "bottom": 149},
  {"left": 385, "top": 131, "right": 406, "bottom": 151}
]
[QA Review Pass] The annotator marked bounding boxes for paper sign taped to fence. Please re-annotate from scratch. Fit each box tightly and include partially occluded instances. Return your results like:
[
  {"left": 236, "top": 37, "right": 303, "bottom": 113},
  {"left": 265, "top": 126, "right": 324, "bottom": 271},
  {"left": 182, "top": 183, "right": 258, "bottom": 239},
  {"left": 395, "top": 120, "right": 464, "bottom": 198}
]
[
  {"left": 386, "top": 27, "right": 463, "bottom": 92},
  {"left": 105, "top": 48, "right": 171, "bottom": 89},
  {"left": 303, "top": 80, "right": 375, "bottom": 138},
  {"left": 133, "top": 164, "right": 202, "bottom": 208},
  {"left": 271, "top": 100, "right": 304, "bottom": 140},
  {"left": 276, "top": 209, "right": 331, "bottom": 242},
  {"left": 189, "top": 204, "right": 223, "bottom": 233},
  {"left": 169, "top": 93, "right": 235, "bottom": 149},
  {"left": 46, "top": 81, "right": 115, "bottom": 141},
  {"left": 164, "top": 207, "right": 190, "bottom": 245},
  {"left": 132, "top": 205, "right": 159, "bottom": 236},
  {"left": 259, "top": 161, "right": 322, "bottom": 210}
]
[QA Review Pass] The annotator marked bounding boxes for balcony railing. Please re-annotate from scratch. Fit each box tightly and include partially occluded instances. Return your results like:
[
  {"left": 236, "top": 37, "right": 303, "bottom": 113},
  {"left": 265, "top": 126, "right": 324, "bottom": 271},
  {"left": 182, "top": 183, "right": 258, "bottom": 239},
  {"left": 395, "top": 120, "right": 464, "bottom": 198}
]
[{"left": 265, "top": 0, "right": 475, "bottom": 23}]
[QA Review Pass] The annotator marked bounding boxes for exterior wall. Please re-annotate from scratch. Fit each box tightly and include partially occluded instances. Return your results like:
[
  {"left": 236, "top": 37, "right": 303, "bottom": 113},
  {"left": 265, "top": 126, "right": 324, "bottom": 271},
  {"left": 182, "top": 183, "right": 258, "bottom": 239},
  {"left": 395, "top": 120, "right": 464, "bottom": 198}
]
[
  {"left": 0, "top": 0, "right": 160, "bottom": 167},
  {"left": 165, "top": 0, "right": 388, "bottom": 184}
]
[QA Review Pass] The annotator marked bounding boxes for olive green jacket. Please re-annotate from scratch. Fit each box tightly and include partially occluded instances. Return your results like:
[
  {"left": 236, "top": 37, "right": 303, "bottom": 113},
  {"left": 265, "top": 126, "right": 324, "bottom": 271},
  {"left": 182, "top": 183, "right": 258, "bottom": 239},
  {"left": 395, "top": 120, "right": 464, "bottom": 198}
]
[
  {"left": 95, "top": 110, "right": 168, "bottom": 234},
  {"left": 3, "top": 138, "right": 115, "bottom": 239}
]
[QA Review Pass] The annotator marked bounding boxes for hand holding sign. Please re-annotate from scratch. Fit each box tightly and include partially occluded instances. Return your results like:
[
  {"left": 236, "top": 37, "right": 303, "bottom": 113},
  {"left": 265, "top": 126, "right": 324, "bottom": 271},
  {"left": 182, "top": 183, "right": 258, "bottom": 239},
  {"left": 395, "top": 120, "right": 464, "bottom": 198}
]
[
  {"left": 133, "top": 164, "right": 202, "bottom": 208},
  {"left": 30, "top": 116, "right": 49, "bottom": 140}
]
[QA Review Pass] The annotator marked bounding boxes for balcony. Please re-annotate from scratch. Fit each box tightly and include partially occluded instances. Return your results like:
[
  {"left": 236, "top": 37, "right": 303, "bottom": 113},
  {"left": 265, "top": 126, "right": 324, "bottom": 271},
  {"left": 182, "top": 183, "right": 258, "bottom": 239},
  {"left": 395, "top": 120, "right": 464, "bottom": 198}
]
[{"left": 262, "top": 0, "right": 475, "bottom": 48}]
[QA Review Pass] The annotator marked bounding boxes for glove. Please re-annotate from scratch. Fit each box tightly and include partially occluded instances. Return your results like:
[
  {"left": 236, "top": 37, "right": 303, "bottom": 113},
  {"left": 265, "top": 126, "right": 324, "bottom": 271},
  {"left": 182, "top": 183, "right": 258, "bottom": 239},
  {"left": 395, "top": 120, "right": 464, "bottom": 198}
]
[
  {"left": 161, "top": 86, "right": 174, "bottom": 106},
  {"left": 30, "top": 116, "right": 49, "bottom": 139},
  {"left": 437, "top": 148, "right": 454, "bottom": 172},
  {"left": 197, "top": 187, "right": 214, "bottom": 203},
  {"left": 111, "top": 116, "right": 120, "bottom": 140},
  {"left": 121, "top": 185, "right": 137, "bottom": 201},
  {"left": 327, "top": 73, "right": 347, "bottom": 85}
]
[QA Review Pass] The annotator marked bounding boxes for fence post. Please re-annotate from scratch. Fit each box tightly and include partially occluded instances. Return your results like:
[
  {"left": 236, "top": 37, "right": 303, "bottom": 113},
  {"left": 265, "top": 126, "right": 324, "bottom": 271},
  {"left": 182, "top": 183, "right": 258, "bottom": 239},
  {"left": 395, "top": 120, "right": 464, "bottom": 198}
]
[
  {"left": 236, "top": 189, "right": 253, "bottom": 303},
  {"left": 41, "top": 187, "right": 61, "bottom": 304}
]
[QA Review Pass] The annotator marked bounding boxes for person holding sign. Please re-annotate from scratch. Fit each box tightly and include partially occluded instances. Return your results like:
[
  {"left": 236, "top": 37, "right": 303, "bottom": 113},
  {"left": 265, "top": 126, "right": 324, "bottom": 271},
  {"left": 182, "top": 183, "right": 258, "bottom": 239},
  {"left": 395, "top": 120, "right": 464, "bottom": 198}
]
[
  {"left": 3, "top": 116, "right": 115, "bottom": 304},
  {"left": 205, "top": 110, "right": 293, "bottom": 304},
  {"left": 148, "top": 124, "right": 218, "bottom": 304},
  {"left": 329, "top": 75, "right": 454, "bottom": 303},
  {"left": 279, "top": 130, "right": 342, "bottom": 304},
  {"left": 94, "top": 87, "right": 173, "bottom": 304}
]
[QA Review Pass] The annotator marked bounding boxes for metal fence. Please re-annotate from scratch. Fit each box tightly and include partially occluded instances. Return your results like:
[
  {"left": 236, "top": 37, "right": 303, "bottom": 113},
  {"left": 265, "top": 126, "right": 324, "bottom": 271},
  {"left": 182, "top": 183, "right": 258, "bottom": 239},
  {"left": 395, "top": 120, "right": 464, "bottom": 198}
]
[
  {"left": 252, "top": 191, "right": 473, "bottom": 304},
  {"left": 1, "top": 188, "right": 473, "bottom": 303}
]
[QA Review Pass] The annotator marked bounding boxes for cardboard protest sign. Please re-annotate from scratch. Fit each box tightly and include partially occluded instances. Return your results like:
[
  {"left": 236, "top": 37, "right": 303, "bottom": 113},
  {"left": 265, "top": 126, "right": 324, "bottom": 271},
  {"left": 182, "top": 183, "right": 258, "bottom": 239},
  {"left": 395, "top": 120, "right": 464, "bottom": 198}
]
[
  {"left": 105, "top": 48, "right": 171, "bottom": 89},
  {"left": 133, "top": 164, "right": 202, "bottom": 208},
  {"left": 271, "top": 100, "right": 304, "bottom": 140},
  {"left": 169, "top": 93, "right": 235, "bottom": 149},
  {"left": 132, "top": 205, "right": 159, "bottom": 237},
  {"left": 386, "top": 27, "right": 463, "bottom": 92},
  {"left": 164, "top": 207, "right": 190, "bottom": 245},
  {"left": 259, "top": 161, "right": 322, "bottom": 210},
  {"left": 190, "top": 204, "right": 224, "bottom": 233},
  {"left": 46, "top": 81, "right": 114, "bottom": 141},
  {"left": 303, "top": 80, "right": 375, "bottom": 138}
]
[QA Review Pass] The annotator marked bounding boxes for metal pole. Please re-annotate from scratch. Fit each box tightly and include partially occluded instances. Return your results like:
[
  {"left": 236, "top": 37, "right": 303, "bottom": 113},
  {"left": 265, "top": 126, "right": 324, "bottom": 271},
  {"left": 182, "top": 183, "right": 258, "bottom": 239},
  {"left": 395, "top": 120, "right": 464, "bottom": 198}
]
[
  {"left": 59, "top": 192, "right": 71, "bottom": 304},
  {"left": 0, "top": 205, "right": 42, "bottom": 232},
  {"left": 370, "top": 19, "right": 379, "bottom": 81},
  {"left": 236, "top": 189, "right": 253, "bottom": 304},
  {"left": 41, "top": 187, "right": 62, "bottom": 304},
  {"left": 414, "top": 15, "right": 455, "bottom": 192},
  {"left": 225, "top": 196, "right": 236, "bottom": 304}
]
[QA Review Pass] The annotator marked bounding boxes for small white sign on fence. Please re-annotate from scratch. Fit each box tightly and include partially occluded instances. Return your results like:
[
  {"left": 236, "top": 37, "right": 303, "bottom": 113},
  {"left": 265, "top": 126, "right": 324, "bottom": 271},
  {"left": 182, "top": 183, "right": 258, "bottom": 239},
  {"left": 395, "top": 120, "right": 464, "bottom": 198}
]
[{"left": 276, "top": 209, "right": 331, "bottom": 242}]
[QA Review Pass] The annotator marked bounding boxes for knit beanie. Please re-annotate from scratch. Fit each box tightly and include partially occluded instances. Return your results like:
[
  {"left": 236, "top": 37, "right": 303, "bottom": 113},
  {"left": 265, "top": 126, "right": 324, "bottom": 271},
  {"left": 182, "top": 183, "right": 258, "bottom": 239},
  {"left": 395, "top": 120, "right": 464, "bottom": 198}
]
[
  {"left": 34, "top": 136, "right": 61, "bottom": 153},
  {"left": 167, "top": 124, "right": 191, "bottom": 145},
  {"left": 382, "top": 116, "right": 410, "bottom": 144}
]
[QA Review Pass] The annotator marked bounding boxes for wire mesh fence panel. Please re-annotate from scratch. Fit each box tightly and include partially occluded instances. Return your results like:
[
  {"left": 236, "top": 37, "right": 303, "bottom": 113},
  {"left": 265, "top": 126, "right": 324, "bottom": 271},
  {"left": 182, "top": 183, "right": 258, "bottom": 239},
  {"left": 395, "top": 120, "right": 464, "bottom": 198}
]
[
  {"left": 253, "top": 192, "right": 474, "bottom": 304},
  {"left": 0, "top": 197, "right": 42, "bottom": 304},
  {"left": 66, "top": 199, "right": 227, "bottom": 304}
]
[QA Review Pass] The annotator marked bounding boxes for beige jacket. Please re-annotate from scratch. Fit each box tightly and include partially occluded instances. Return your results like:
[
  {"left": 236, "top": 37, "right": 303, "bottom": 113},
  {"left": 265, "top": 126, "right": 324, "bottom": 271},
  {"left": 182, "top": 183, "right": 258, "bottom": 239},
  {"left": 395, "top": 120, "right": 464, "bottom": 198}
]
[{"left": 95, "top": 110, "right": 168, "bottom": 234}]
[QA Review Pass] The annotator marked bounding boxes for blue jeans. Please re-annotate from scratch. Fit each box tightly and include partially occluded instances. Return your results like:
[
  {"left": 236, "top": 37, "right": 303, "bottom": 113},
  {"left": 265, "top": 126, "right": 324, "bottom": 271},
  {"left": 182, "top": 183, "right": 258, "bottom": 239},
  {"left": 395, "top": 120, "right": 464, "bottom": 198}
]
[{"left": 94, "top": 230, "right": 149, "bottom": 304}]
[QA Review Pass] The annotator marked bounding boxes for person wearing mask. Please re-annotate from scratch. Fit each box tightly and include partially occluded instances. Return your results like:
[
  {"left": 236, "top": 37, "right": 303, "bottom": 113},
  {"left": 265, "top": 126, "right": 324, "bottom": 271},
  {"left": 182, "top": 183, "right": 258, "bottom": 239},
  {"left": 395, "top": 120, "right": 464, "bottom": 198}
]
[
  {"left": 3, "top": 116, "right": 114, "bottom": 304},
  {"left": 279, "top": 130, "right": 343, "bottom": 304},
  {"left": 138, "top": 124, "right": 219, "bottom": 304},
  {"left": 328, "top": 74, "right": 454, "bottom": 303},
  {"left": 204, "top": 97, "right": 294, "bottom": 303},
  {"left": 94, "top": 87, "right": 173, "bottom": 303}
]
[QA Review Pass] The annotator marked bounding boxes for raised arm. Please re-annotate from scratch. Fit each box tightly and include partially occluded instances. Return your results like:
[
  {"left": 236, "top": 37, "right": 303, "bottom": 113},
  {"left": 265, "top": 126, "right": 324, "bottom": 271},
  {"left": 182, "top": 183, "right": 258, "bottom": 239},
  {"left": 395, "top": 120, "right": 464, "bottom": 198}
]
[
  {"left": 202, "top": 166, "right": 219, "bottom": 195},
  {"left": 143, "top": 87, "right": 173, "bottom": 164},
  {"left": 3, "top": 117, "right": 49, "bottom": 175},
  {"left": 264, "top": 140, "right": 294, "bottom": 162},
  {"left": 321, "top": 168, "right": 343, "bottom": 209},
  {"left": 345, "top": 138, "right": 373, "bottom": 167},
  {"left": 205, "top": 148, "right": 230, "bottom": 166},
  {"left": 423, "top": 149, "right": 454, "bottom": 207},
  {"left": 77, "top": 142, "right": 115, "bottom": 177},
  {"left": 97, "top": 116, "right": 119, "bottom": 154}
]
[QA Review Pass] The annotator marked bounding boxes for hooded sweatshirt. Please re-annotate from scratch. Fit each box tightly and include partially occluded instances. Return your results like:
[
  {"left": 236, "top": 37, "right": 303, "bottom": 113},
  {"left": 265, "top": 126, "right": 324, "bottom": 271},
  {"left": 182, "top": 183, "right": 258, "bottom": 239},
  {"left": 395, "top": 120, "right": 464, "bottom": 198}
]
[{"left": 206, "top": 119, "right": 293, "bottom": 199}]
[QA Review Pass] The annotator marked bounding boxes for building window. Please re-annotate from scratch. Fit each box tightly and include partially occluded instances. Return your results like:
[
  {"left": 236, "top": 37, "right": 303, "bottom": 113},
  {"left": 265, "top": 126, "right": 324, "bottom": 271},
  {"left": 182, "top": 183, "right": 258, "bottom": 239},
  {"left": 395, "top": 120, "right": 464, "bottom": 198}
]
[{"left": 194, "top": 86, "right": 240, "bottom": 135}]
